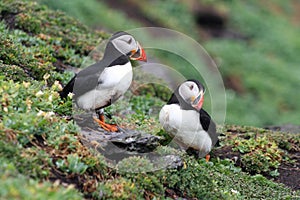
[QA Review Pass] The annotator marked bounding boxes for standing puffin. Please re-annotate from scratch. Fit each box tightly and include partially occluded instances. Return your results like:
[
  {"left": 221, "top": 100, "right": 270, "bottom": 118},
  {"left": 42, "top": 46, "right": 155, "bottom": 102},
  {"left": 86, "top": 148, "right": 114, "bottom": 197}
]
[
  {"left": 159, "top": 80, "right": 218, "bottom": 161},
  {"left": 60, "top": 31, "right": 147, "bottom": 132}
]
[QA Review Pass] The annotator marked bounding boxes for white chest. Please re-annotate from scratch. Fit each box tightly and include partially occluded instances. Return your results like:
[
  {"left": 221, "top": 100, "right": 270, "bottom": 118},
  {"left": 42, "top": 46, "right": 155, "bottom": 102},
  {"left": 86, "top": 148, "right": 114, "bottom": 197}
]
[
  {"left": 77, "top": 62, "right": 132, "bottom": 110},
  {"left": 159, "top": 104, "right": 212, "bottom": 153}
]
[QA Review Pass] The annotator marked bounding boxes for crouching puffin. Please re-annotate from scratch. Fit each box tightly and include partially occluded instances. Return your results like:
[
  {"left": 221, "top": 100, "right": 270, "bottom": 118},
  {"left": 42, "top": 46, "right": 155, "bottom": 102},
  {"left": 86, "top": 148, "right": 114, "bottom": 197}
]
[
  {"left": 159, "top": 80, "right": 218, "bottom": 161},
  {"left": 60, "top": 31, "right": 147, "bottom": 132}
]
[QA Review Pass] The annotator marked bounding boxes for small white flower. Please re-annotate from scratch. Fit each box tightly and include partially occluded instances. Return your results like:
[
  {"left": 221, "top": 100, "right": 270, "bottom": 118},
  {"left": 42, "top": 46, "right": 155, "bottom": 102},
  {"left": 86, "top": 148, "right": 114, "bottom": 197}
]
[
  {"left": 68, "top": 93, "right": 74, "bottom": 99},
  {"left": 37, "top": 110, "right": 55, "bottom": 119},
  {"left": 26, "top": 98, "right": 32, "bottom": 110},
  {"left": 43, "top": 73, "right": 50, "bottom": 80},
  {"left": 53, "top": 81, "right": 63, "bottom": 91},
  {"left": 231, "top": 189, "right": 238, "bottom": 194},
  {"left": 48, "top": 95, "right": 53, "bottom": 102},
  {"left": 37, "top": 110, "right": 45, "bottom": 117},
  {"left": 22, "top": 81, "right": 30, "bottom": 88},
  {"left": 3, "top": 107, "right": 8, "bottom": 112},
  {"left": 35, "top": 91, "right": 44, "bottom": 97},
  {"left": 45, "top": 111, "right": 55, "bottom": 119}
]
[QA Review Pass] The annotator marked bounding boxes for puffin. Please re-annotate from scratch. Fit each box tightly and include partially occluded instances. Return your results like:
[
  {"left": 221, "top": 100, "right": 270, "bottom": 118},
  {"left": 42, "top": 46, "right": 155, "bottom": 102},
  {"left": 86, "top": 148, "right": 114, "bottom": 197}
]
[
  {"left": 159, "top": 79, "right": 218, "bottom": 161},
  {"left": 60, "top": 31, "right": 147, "bottom": 132}
]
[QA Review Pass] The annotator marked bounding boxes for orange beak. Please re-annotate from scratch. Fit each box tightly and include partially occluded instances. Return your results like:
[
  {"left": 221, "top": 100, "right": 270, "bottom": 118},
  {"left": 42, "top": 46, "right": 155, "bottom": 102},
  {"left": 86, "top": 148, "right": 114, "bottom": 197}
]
[
  {"left": 195, "top": 96, "right": 204, "bottom": 110},
  {"left": 137, "top": 47, "right": 147, "bottom": 62},
  {"left": 130, "top": 43, "right": 147, "bottom": 62},
  {"left": 192, "top": 94, "right": 204, "bottom": 110}
]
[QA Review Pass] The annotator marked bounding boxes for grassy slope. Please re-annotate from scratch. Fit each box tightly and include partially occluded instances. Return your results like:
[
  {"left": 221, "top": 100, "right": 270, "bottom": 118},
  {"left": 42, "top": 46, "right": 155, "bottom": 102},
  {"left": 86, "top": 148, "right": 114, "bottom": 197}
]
[
  {"left": 40, "top": 0, "right": 300, "bottom": 127},
  {"left": 0, "top": 0, "right": 299, "bottom": 199}
]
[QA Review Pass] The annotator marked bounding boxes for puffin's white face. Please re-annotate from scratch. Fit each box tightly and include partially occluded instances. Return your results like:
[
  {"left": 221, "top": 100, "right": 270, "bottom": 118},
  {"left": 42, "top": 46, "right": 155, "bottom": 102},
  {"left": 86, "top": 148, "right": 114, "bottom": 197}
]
[
  {"left": 111, "top": 34, "right": 147, "bottom": 61},
  {"left": 178, "top": 81, "right": 205, "bottom": 110}
]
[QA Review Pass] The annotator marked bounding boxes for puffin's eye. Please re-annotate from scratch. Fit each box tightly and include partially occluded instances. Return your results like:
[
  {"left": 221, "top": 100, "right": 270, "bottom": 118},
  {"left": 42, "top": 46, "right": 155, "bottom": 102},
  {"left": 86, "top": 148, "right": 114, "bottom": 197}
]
[
  {"left": 189, "top": 85, "right": 194, "bottom": 90},
  {"left": 127, "top": 38, "right": 132, "bottom": 44}
]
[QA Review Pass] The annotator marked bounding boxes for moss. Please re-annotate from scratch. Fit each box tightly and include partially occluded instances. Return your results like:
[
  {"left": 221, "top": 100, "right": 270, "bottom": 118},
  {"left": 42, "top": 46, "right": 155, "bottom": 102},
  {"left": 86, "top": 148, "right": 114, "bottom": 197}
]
[
  {"left": 0, "top": 63, "right": 30, "bottom": 82},
  {"left": 0, "top": 0, "right": 106, "bottom": 82},
  {"left": 216, "top": 125, "right": 300, "bottom": 177},
  {"left": 97, "top": 178, "right": 143, "bottom": 199},
  {"left": 0, "top": 140, "right": 51, "bottom": 178},
  {"left": 164, "top": 157, "right": 298, "bottom": 199},
  {"left": 0, "top": 78, "right": 110, "bottom": 198},
  {"left": 0, "top": 157, "right": 82, "bottom": 199}
]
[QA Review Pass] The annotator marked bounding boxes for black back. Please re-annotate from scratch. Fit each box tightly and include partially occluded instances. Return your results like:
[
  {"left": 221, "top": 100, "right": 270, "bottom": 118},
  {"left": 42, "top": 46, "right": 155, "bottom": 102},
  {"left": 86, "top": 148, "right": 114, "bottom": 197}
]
[{"left": 199, "top": 109, "right": 218, "bottom": 146}]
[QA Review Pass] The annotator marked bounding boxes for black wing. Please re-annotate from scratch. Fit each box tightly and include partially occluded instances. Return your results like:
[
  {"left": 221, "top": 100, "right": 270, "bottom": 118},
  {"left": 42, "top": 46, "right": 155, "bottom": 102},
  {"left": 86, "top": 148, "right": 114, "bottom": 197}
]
[
  {"left": 199, "top": 109, "right": 218, "bottom": 146},
  {"left": 59, "top": 61, "right": 106, "bottom": 99},
  {"left": 73, "top": 63, "right": 103, "bottom": 98}
]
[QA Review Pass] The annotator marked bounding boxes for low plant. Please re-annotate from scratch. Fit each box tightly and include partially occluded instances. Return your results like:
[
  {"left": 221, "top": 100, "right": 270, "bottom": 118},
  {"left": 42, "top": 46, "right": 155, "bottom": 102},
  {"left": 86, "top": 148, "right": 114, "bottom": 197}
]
[
  {"left": 97, "top": 178, "right": 143, "bottom": 200},
  {"left": 233, "top": 136, "right": 283, "bottom": 176}
]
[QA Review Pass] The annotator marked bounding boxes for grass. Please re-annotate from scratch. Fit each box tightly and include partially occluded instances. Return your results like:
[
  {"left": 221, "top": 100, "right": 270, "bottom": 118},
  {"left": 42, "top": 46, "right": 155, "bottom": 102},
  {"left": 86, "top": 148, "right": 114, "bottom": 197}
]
[
  {"left": 0, "top": 157, "right": 82, "bottom": 200},
  {"left": 0, "top": 0, "right": 299, "bottom": 199},
  {"left": 218, "top": 125, "right": 298, "bottom": 177}
]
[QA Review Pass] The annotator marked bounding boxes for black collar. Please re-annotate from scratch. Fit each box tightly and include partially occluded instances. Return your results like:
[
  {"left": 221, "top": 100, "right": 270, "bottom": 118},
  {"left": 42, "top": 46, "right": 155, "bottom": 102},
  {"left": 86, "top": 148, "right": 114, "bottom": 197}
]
[
  {"left": 103, "top": 42, "right": 130, "bottom": 67},
  {"left": 167, "top": 87, "right": 196, "bottom": 111}
]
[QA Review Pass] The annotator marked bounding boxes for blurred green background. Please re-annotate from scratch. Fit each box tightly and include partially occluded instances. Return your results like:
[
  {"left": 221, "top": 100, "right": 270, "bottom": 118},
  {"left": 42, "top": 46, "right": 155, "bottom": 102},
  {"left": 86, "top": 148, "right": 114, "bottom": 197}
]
[{"left": 38, "top": 0, "right": 300, "bottom": 127}]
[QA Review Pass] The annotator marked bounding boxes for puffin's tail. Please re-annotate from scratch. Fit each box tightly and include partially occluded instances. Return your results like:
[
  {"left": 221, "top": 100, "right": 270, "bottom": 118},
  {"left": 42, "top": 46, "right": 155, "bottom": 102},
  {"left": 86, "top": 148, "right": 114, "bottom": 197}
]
[{"left": 59, "top": 75, "right": 76, "bottom": 99}]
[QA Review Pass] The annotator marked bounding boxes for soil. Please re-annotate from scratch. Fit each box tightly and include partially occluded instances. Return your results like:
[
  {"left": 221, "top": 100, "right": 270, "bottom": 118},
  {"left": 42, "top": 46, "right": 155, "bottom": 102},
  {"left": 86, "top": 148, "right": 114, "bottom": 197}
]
[{"left": 276, "top": 153, "right": 300, "bottom": 190}]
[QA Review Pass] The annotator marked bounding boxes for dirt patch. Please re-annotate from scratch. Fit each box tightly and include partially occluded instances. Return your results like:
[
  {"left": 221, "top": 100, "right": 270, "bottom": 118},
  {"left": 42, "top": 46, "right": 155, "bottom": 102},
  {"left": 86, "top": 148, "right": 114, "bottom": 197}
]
[
  {"left": 53, "top": 59, "right": 73, "bottom": 73},
  {"left": 0, "top": 10, "right": 18, "bottom": 30},
  {"left": 275, "top": 153, "right": 300, "bottom": 190},
  {"left": 193, "top": 6, "right": 246, "bottom": 40},
  {"left": 292, "top": 0, "right": 300, "bottom": 26},
  {"left": 224, "top": 74, "right": 246, "bottom": 95},
  {"left": 165, "top": 188, "right": 196, "bottom": 200}
]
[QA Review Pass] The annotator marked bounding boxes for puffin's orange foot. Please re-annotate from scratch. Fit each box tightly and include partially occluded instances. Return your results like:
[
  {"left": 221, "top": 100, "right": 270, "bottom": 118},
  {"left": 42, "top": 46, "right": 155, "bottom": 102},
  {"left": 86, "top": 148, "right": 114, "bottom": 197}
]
[
  {"left": 93, "top": 117, "right": 119, "bottom": 132},
  {"left": 205, "top": 154, "right": 210, "bottom": 162}
]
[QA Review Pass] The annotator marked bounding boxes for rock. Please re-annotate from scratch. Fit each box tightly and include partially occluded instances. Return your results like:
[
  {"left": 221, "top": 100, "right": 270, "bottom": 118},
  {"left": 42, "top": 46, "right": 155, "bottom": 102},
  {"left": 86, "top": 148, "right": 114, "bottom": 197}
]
[
  {"left": 74, "top": 111, "right": 183, "bottom": 170},
  {"left": 111, "top": 130, "right": 160, "bottom": 152}
]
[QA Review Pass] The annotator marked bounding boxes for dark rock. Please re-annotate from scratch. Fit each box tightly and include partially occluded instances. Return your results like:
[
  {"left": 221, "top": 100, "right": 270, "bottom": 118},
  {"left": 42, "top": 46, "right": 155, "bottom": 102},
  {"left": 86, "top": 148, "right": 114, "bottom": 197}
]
[
  {"left": 111, "top": 130, "right": 160, "bottom": 153},
  {"left": 74, "top": 111, "right": 183, "bottom": 170}
]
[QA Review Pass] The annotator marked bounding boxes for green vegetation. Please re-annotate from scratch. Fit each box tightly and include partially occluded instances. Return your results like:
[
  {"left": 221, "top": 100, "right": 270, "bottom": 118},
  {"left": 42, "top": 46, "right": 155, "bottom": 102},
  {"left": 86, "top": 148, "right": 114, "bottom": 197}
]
[
  {"left": 233, "top": 136, "right": 283, "bottom": 176},
  {"left": 0, "top": 157, "right": 82, "bottom": 200},
  {"left": 1, "top": 0, "right": 299, "bottom": 199},
  {"left": 218, "top": 125, "right": 300, "bottom": 177},
  {"left": 165, "top": 158, "right": 296, "bottom": 199}
]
